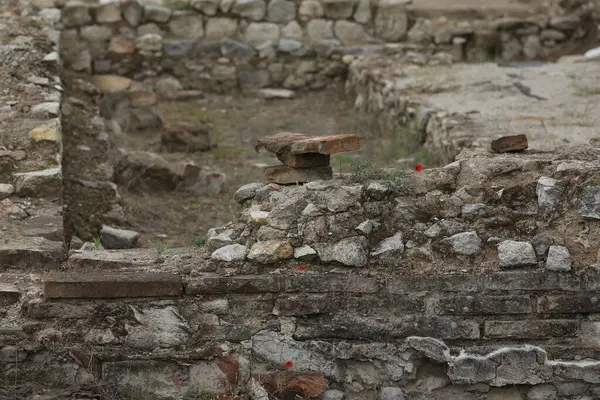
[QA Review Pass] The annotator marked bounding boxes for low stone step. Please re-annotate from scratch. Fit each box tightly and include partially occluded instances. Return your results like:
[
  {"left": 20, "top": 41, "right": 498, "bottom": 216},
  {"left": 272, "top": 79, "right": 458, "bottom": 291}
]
[
  {"left": 0, "top": 236, "right": 65, "bottom": 268},
  {"left": 43, "top": 271, "right": 183, "bottom": 299},
  {"left": 65, "top": 248, "right": 192, "bottom": 272}
]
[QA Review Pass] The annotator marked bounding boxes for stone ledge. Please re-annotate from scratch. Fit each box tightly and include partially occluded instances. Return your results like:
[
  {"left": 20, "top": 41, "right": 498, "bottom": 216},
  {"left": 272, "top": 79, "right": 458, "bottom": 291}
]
[
  {"left": 439, "top": 295, "right": 533, "bottom": 315},
  {"left": 185, "top": 273, "right": 381, "bottom": 295},
  {"left": 0, "top": 237, "right": 65, "bottom": 268},
  {"left": 293, "top": 314, "right": 481, "bottom": 340},
  {"left": 66, "top": 249, "right": 164, "bottom": 269},
  {"left": 484, "top": 320, "right": 580, "bottom": 339},
  {"left": 537, "top": 294, "right": 600, "bottom": 313},
  {"left": 185, "top": 271, "right": 586, "bottom": 295},
  {"left": 43, "top": 272, "right": 183, "bottom": 298}
]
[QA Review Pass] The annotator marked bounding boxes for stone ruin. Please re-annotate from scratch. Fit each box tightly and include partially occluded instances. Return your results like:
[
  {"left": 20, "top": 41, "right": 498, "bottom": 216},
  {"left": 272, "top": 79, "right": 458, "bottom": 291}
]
[
  {"left": 255, "top": 132, "right": 360, "bottom": 184},
  {"left": 2, "top": 0, "right": 600, "bottom": 399}
]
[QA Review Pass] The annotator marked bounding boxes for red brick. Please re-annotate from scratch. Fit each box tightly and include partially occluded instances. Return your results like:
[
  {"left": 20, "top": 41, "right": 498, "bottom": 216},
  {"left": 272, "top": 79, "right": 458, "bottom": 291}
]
[
  {"left": 290, "top": 134, "right": 360, "bottom": 155},
  {"left": 490, "top": 134, "right": 528, "bottom": 153},
  {"left": 255, "top": 372, "right": 325, "bottom": 398},
  {"left": 217, "top": 357, "right": 240, "bottom": 386},
  {"left": 276, "top": 152, "right": 330, "bottom": 168},
  {"left": 43, "top": 272, "right": 182, "bottom": 299}
]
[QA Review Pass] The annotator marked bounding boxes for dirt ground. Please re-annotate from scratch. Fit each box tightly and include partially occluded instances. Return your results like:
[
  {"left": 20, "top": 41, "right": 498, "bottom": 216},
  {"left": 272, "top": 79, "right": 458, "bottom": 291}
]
[{"left": 114, "top": 84, "right": 428, "bottom": 248}]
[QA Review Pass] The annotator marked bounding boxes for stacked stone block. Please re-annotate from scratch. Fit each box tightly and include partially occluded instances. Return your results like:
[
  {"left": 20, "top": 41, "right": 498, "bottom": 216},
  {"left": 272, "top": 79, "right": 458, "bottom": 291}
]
[{"left": 255, "top": 132, "right": 360, "bottom": 184}]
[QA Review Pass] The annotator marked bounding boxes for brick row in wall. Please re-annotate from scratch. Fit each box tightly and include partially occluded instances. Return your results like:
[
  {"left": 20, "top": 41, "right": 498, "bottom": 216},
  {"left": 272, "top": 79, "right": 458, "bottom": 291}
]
[{"left": 30, "top": 268, "right": 600, "bottom": 345}]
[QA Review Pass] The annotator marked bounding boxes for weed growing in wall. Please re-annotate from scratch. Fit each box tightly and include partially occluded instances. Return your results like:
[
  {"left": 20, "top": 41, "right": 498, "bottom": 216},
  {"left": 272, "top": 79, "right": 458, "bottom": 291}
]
[{"left": 349, "top": 159, "right": 412, "bottom": 195}]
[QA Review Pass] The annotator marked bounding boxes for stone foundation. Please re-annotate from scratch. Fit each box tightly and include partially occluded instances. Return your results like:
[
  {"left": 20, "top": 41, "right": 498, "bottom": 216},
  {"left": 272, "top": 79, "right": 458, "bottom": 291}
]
[{"left": 2, "top": 0, "right": 600, "bottom": 398}]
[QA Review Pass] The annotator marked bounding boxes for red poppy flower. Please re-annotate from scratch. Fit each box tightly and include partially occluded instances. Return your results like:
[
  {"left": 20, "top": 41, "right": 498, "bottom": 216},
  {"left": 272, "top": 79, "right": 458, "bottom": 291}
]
[
  {"left": 414, "top": 164, "right": 423, "bottom": 172},
  {"left": 283, "top": 360, "right": 293, "bottom": 368},
  {"left": 297, "top": 265, "right": 307, "bottom": 270}
]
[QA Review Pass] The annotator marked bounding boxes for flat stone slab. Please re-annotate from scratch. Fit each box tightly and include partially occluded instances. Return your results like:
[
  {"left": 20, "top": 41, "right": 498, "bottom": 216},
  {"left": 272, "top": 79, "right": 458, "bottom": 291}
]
[
  {"left": 259, "top": 88, "right": 295, "bottom": 99},
  {"left": 290, "top": 134, "right": 360, "bottom": 155},
  {"left": 66, "top": 249, "right": 162, "bottom": 269},
  {"left": 264, "top": 165, "right": 333, "bottom": 184},
  {"left": 256, "top": 133, "right": 360, "bottom": 155},
  {"left": 43, "top": 272, "right": 183, "bottom": 298}
]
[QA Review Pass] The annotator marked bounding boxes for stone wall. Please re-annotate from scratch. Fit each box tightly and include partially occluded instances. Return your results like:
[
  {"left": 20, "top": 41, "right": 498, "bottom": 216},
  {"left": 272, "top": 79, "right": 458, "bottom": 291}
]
[
  {"left": 4, "top": 0, "right": 600, "bottom": 399},
  {"left": 9, "top": 266, "right": 600, "bottom": 399},
  {"left": 54, "top": 0, "right": 598, "bottom": 94},
  {"left": 0, "top": 0, "right": 65, "bottom": 269},
  {"left": 6, "top": 144, "right": 600, "bottom": 398}
]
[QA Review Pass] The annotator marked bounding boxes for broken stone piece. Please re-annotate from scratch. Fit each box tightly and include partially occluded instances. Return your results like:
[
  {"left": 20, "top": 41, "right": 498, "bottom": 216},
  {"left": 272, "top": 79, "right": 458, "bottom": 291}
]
[
  {"left": 91, "top": 74, "right": 132, "bottom": 93},
  {"left": 162, "top": 90, "right": 205, "bottom": 101},
  {"left": 264, "top": 165, "right": 333, "bottom": 185},
  {"left": 247, "top": 240, "right": 294, "bottom": 264},
  {"left": 294, "top": 244, "right": 317, "bottom": 260},
  {"left": 259, "top": 88, "right": 295, "bottom": 99},
  {"left": 490, "top": 134, "right": 528, "bottom": 153},
  {"left": 30, "top": 120, "right": 60, "bottom": 142},
  {"left": 14, "top": 167, "right": 61, "bottom": 198},
  {"left": 498, "top": 240, "right": 537, "bottom": 268},
  {"left": 249, "top": 378, "right": 270, "bottom": 400},
  {"left": 0, "top": 184, "right": 14, "bottom": 200},
  {"left": 100, "top": 225, "right": 140, "bottom": 249},
  {"left": 233, "top": 182, "right": 264, "bottom": 204},
  {"left": 406, "top": 336, "right": 451, "bottom": 362},
  {"left": 0, "top": 198, "right": 26, "bottom": 219},
  {"left": 211, "top": 244, "right": 249, "bottom": 262},
  {"left": 545, "top": 245, "right": 571, "bottom": 272},
  {"left": 315, "top": 236, "right": 368, "bottom": 267},
  {"left": 276, "top": 152, "right": 331, "bottom": 168}
]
